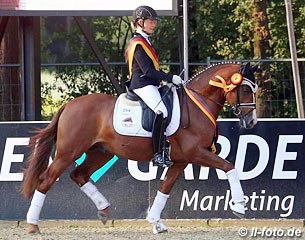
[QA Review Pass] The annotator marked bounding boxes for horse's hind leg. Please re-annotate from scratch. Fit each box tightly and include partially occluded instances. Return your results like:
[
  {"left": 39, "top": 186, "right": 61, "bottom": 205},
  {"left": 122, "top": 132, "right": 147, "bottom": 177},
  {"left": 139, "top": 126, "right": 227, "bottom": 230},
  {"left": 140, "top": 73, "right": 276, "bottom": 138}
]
[
  {"left": 27, "top": 152, "right": 74, "bottom": 234},
  {"left": 70, "top": 146, "right": 114, "bottom": 224},
  {"left": 147, "top": 163, "right": 187, "bottom": 234}
]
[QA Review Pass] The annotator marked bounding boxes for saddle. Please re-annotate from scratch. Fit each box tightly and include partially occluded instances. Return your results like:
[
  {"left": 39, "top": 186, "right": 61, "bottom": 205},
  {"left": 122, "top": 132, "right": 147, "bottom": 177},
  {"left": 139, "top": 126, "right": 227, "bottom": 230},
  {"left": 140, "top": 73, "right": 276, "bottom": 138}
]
[
  {"left": 113, "top": 83, "right": 180, "bottom": 137},
  {"left": 125, "top": 83, "right": 174, "bottom": 132}
]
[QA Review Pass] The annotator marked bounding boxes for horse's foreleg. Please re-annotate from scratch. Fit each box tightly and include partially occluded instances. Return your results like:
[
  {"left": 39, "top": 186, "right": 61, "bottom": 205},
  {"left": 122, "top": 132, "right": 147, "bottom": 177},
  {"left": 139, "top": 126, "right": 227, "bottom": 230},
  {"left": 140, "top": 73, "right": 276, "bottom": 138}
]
[
  {"left": 192, "top": 149, "right": 245, "bottom": 217},
  {"left": 70, "top": 148, "right": 113, "bottom": 224},
  {"left": 226, "top": 168, "right": 245, "bottom": 217},
  {"left": 147, "top": 163, "right": 187, "bottom": 234}
]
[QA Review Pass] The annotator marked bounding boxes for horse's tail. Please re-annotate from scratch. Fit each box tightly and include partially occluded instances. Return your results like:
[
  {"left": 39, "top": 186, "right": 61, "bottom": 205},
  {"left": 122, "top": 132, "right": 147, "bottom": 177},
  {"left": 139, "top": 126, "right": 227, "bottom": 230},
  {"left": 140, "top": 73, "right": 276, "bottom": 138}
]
[{"left": 22, "top": 104, "right": 66, "bottom": 199}]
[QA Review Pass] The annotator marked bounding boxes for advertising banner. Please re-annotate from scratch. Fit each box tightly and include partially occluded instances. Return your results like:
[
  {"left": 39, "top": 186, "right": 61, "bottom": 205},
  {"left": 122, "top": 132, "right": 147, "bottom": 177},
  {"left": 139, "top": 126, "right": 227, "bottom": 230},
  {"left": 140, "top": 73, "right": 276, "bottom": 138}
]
[
  {"left": 0, "top": 120, "right": 303, "bottom": 220},
  {"left": 0, "top": 0, "right": 177, "bottom": 16}
]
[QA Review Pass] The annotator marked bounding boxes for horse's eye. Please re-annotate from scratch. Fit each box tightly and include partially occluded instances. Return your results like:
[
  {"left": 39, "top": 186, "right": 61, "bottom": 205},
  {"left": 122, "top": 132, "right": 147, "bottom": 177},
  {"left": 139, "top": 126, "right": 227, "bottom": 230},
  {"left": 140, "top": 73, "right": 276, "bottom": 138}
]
[{"left": 242, "top": 86, "right": 251, "bottom": 94}]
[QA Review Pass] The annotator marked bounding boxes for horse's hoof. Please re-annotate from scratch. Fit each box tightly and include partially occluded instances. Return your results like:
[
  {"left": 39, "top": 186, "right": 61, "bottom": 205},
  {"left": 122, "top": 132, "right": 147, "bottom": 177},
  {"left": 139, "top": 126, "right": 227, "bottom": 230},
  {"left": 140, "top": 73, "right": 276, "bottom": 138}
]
[
  {"left": 152, "top": 220, "right": 168, "bottom": 234},
  {"left": 230, "top": 201, "right": 245, "bottom": 218},
  {"left": 97, "top": 207, "right": 110, "bottom": 225},
  {"left": 28, "top": 224, "right": 40, "bottom": 234},
  {"left": 232, "top": 211, "right": 245, "bottom": 219}
]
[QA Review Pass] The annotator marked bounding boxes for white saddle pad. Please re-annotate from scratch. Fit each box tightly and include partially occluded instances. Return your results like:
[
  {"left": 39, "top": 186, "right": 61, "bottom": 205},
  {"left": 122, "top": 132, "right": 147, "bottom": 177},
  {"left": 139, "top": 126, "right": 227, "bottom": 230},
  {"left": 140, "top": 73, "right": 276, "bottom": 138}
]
[{"left": 113, "top": 86, "right": 180, "bottom": 137}]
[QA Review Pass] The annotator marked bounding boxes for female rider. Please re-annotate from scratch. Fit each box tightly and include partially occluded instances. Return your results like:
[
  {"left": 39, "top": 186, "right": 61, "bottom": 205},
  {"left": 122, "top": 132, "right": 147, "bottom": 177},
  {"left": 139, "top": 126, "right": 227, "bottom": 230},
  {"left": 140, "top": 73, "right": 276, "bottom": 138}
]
[{"left": 125, "top": 5, "right": 184, "bottom": 167}]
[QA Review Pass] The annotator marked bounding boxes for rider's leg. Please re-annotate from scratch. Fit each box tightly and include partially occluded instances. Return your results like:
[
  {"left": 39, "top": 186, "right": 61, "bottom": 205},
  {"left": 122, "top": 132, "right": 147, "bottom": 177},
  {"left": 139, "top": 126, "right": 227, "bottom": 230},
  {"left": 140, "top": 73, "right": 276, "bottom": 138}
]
[
  {"left": 133, "top": 86, "right": 172, "bottom": 167},
  {"left": 133, "top": 85, "right": 168, "bottom": 116},
  {"left": 151, "top": 112, "right": 170, "bottom": 166}
]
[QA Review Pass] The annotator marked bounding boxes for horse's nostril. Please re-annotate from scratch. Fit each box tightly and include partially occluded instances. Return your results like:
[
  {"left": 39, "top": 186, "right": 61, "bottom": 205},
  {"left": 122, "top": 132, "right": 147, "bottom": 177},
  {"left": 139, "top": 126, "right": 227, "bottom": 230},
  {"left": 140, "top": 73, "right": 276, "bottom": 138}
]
[{"left": 247, "top": 120, "right": 255, "bottom": 129}]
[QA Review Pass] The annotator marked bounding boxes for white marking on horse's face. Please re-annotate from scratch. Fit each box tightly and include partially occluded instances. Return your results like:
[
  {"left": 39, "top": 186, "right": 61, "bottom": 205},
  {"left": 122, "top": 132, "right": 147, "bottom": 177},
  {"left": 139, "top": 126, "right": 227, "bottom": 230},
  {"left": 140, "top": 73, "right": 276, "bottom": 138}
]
[{"left": 241, "top": 109, "right": 257, "bottom": 129}]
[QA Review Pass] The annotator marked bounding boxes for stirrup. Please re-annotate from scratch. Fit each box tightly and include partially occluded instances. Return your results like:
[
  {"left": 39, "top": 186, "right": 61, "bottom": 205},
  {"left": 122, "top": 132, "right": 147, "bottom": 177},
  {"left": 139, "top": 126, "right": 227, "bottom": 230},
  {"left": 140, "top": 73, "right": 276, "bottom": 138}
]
[
  {"left": 163, "top": 158, "right": 173, "bottom": 167},
  {"left": 152, "top": 153, "right": 172, "bottom": 167},
  {"left": 163, "top": 152, "right": 173, "bottom": 167}
]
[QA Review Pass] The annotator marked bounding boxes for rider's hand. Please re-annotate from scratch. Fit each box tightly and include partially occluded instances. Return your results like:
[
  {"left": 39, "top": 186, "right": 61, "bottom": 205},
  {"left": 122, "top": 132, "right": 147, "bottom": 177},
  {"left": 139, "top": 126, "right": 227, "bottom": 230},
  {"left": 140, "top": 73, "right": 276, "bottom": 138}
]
[{"left": 172, "top": 75, "right": 184, "bottom": 86}]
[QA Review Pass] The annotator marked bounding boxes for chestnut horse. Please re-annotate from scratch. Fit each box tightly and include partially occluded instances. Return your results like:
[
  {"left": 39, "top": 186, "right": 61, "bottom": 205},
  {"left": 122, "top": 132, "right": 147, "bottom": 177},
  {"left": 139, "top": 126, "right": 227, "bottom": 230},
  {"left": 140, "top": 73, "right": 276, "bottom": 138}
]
[{"left": 22, "top": 62, "right": 258, "bottom": 234}]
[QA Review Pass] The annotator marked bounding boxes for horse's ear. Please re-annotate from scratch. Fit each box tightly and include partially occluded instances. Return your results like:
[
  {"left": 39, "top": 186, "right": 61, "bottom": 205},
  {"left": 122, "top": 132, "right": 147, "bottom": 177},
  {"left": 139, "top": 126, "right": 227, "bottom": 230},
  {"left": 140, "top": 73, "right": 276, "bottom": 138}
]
[
  {"left": 251, "top": 64, "right": 259, "bottom": 73},
  {"left": 240, "top": 62, "right": 250, "bottom": 74}
]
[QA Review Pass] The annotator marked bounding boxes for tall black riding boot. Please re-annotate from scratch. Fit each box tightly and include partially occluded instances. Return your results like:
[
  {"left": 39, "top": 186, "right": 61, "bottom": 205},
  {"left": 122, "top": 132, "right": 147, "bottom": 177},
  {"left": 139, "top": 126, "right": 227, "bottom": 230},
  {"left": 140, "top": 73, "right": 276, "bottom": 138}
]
[{"left": 151, "top": 111, "right": 173, "bottom": 167}]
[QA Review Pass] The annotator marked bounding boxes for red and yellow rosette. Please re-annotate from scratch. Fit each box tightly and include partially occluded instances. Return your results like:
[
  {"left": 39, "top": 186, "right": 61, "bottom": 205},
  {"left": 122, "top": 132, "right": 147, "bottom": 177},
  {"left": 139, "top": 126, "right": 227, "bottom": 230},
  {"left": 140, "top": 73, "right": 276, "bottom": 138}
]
[{"left": 209, "top": 73, "right": 243, "bottom": 92}]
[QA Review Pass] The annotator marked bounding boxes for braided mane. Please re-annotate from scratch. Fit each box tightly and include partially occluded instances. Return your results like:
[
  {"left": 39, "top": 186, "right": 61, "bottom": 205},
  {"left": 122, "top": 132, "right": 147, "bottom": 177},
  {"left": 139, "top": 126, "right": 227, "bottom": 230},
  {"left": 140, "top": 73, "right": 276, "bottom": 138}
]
[{"left": 189, "top": 61, "right": 240, "bottom": 82}]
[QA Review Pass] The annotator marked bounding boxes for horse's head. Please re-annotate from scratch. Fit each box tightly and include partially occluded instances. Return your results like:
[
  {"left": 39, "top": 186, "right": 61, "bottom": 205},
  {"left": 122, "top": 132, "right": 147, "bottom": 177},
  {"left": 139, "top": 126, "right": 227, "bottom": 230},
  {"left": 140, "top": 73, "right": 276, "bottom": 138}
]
[
  {"left": 186, "top": 62, "right": 258, "bottom": 129},
  {"left": 225, "top": 62, "right": 258, "bottom": 129}
]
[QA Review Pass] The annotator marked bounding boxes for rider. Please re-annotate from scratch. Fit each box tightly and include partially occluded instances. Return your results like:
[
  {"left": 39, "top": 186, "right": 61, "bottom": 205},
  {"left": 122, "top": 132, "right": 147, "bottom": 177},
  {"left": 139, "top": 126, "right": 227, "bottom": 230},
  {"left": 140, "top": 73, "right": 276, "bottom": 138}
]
[{"left": 125, "top": 5, "right": 184, "bottom": 167}]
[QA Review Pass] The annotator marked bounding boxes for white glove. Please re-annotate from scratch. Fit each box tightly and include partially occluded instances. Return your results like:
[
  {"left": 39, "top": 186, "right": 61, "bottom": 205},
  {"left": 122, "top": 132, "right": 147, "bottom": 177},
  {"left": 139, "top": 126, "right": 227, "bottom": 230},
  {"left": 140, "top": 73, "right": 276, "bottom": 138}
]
[{"left": 172, "top": 75, "right": 184, "bottom": 86}]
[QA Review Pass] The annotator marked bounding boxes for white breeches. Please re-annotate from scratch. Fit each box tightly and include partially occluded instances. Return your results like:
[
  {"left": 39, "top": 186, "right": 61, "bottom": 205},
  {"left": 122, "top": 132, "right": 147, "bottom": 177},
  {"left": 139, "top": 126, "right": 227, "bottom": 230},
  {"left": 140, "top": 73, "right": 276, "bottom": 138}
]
[{"left": 133, "top": 85, "right": 168, "bottom": 117}]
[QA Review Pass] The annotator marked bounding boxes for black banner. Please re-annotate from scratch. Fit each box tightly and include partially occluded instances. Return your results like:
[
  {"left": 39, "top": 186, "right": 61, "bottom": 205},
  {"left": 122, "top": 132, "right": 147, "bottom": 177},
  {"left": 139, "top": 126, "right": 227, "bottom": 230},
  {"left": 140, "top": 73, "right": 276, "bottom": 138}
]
[{"left": 0, "top": 120, "right": 304, "bottom": 220}]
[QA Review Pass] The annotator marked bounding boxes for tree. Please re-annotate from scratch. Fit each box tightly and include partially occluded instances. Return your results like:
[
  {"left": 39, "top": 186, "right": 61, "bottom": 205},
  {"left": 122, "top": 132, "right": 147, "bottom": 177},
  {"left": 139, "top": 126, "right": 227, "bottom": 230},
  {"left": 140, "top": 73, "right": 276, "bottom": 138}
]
[
  {"left": 40, "top": 0, "right": 305, "bottom": 119},
  {"left": 41, "top": 16, "right": 131, "bottom": 104},
  {"left": 264, "top": 0, "right": 305, "bottom": 117},
  {"left": 252, "top": 0, "right": 272, "bottom": 117}
]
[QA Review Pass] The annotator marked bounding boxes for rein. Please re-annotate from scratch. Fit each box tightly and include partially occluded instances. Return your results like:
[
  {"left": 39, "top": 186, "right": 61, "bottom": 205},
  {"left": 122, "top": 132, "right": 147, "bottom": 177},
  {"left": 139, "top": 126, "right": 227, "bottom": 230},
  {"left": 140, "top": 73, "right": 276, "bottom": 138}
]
[
  {"left": 180, "top": 83, "right": 220, "bottom": 153},
  {"left": 183, "top": 83, "right": 218, "bottom": 127},
  {"left": 186, "top": 84, "right": 224, "bottom": 108},
  {"left": 180, "top": 86, "right": 191, "bottom": 129}
]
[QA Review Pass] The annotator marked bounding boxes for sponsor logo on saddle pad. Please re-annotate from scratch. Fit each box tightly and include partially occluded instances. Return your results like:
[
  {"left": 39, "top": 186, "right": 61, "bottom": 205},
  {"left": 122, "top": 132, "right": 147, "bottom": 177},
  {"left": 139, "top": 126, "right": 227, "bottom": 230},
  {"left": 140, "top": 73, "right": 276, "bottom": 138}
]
[
  {"left": 122, "top": 116, "right": 133, "bottom": 127},
  {"left": 113, "top": 89, "right": 181, "bottom": 137}
]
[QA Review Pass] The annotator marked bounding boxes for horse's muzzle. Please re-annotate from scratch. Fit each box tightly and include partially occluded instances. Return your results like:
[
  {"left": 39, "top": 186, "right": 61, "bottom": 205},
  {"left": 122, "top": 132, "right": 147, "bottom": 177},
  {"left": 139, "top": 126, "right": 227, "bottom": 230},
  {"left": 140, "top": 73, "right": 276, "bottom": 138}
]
[{"left": 239, "top": 109, "right": 257, "bottom": 129}]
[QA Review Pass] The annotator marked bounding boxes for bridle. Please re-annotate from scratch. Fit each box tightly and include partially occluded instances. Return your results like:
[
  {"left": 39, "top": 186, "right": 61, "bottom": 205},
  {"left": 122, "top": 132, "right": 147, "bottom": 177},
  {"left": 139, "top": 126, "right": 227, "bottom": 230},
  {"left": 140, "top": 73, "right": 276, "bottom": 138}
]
[
  {"left": 230, "top": 77, "right": 258, "bottom": 118},
  {"left": 206, "top": 72, "right": 259, "bottom": 120},
  {"left": 181, "top": 70, "right": 258, "bottom": 128}
]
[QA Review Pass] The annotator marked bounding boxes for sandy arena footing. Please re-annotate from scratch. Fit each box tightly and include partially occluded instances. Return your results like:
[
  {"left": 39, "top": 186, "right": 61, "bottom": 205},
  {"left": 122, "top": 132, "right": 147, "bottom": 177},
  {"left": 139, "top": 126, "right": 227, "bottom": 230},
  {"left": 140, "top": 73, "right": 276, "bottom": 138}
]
[{"left": 0, "top": 219, "right": 304, "bottom": 240}]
